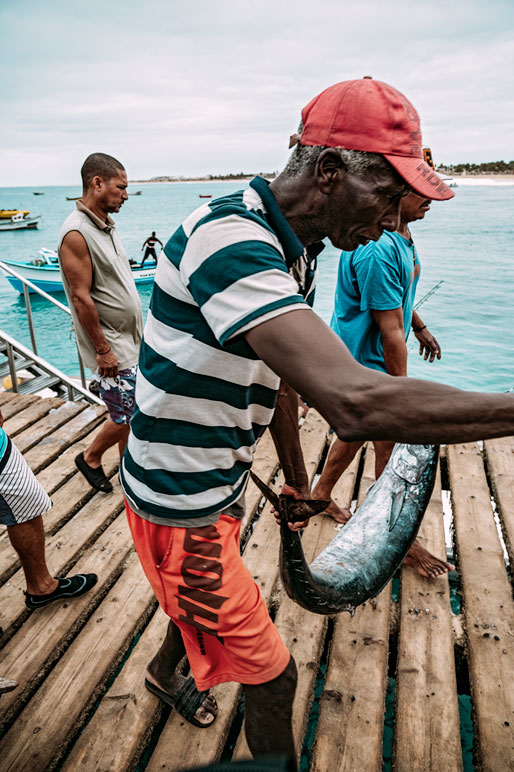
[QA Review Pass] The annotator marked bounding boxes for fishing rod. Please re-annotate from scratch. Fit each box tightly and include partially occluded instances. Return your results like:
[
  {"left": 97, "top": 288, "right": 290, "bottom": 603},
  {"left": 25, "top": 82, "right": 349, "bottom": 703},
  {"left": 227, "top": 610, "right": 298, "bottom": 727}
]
[
  {"left": 408, "top": 280, "right": 445, "bottom": 351},
  {"left": 414, "top": 280, "right": 444, "bottom": 311}
]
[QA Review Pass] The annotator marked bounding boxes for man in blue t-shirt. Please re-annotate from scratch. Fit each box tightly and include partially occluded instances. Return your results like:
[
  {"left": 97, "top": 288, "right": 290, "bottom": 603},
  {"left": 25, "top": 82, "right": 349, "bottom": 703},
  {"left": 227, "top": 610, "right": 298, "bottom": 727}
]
[{"left": 312, "top": 189, "right": 454, "bottom": 579}]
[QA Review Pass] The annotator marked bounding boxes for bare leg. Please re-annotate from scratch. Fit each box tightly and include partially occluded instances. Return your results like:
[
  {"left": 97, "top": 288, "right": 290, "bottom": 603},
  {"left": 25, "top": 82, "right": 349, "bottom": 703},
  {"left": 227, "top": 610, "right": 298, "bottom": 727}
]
[
  {"left": 117, "top": 426, "right": 129, "bottom": 458},
  {"left": 83, "top": 420, "right": 129, "bottom": 468},
  {"left": 7, "top": 516, "right": 58, "bottom": 595},
  {"left": 373, "top": 441, "right": 455, "bottom": 578},
  {"left": 243, "top": 655, "right": 298, "bottom": 769},
  {"left": 145, "top": 619, "right": 217, "bottom": 726},
  {"left": 311, "top": 438, "right": 363, "bottom": 523}
]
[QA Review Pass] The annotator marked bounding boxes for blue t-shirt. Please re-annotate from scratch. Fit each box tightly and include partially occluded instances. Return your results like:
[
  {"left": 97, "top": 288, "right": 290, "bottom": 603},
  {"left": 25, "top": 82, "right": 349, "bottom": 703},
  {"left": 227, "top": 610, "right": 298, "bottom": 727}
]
[
  {"left": 330, "top": 231, "right": 421, "bottom": 372},
  {"left": 0, "top": 427, "right": 7, "bottom": 462}
]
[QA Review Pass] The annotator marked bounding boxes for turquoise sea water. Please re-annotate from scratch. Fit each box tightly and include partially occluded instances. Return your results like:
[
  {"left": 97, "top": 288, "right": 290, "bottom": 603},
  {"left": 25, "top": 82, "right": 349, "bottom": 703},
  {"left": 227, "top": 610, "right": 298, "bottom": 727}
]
[{"left": 0, "top": 181, "right": 512, "bottom": 393}]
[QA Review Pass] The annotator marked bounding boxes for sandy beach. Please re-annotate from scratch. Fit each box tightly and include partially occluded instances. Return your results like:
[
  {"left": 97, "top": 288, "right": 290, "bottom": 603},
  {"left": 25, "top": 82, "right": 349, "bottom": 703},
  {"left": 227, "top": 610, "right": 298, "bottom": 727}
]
[
  {"left": 447, "top": 173, "right": 514, "bottom": 186},
  {"left": 131, "top": 173, "right": 514, "bottom": 187}
]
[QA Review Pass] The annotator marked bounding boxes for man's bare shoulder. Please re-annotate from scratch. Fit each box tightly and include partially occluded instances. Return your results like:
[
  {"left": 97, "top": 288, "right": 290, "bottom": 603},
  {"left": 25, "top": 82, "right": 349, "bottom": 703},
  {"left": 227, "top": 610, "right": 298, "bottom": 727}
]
[{"left": 60, "top": 229, "right": 90, "bottom": 261}]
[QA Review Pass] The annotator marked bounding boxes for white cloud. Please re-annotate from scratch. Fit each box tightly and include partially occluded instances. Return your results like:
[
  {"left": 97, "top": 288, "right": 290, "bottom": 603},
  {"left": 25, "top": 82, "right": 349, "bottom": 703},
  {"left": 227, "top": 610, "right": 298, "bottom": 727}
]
[{"left": 1, "top": 0, "right": 513, "bottom": 184}]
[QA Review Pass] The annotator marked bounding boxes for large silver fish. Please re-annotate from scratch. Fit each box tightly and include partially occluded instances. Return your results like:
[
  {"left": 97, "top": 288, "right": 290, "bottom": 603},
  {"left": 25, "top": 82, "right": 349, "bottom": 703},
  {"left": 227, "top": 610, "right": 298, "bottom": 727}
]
[{"left": 251, "top": 443, "right": 439, "bottom": 615}]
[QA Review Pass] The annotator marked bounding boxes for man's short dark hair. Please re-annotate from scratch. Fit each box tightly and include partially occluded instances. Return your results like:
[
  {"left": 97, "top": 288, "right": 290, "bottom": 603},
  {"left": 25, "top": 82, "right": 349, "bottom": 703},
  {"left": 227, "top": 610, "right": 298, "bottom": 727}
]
[{"left": 81, "top": 153, "right": 125, "bottom": 189}]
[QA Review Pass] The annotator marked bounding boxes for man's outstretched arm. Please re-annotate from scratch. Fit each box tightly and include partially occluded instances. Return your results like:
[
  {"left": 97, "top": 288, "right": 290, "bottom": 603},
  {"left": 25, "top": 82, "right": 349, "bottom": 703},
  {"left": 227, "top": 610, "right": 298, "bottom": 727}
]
[{"left": 245, "top": 309, "right": 514, "bottom": 445}]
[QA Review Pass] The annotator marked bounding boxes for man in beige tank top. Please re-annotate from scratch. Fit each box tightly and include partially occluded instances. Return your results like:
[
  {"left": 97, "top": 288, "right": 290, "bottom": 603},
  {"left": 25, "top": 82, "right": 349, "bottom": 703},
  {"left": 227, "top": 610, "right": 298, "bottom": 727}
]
[{"left": 58, "top": 153, "right": 143, "bottom": 493}]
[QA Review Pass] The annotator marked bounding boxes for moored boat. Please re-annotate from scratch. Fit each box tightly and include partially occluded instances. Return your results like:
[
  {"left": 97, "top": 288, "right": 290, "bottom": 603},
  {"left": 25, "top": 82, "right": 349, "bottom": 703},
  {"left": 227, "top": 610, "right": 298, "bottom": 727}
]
[
  {"left": 0, "top": 209, "right": 31, "bottom": 219},
  {"left": 199, "top": 194, "right": 212, "bottom": 198},
  {"left": 441, "top": 175, "right": 457, "bottom": 188},
  {"left": 0, "top": 214, "right": 40, "bottom": 232},
  {"left": 0, "top": 248, "right": 157, "bottom": 294}
]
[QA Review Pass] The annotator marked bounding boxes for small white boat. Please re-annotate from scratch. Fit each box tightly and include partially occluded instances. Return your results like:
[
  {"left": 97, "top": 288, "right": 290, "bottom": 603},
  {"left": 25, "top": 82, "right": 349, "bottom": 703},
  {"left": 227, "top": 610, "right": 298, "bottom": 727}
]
[
  {"left": 441, "top": 176, "right": 458, "bottom": 188},
  {"left": 1, "top": 248, "right": 157, "bottom": 294},
  {"left": 0, "top": 213, "right": 41, "bottom": 231}
]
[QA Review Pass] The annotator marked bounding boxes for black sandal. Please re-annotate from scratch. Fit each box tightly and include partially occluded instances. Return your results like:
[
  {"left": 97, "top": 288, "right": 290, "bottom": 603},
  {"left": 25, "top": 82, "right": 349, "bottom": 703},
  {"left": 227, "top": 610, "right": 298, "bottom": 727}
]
[
  {"left": 145, "top": 676, "right": 216, "bottom": 728},
  {"left": 25, "top": 573, "right": 98, "bottom": 609},
  {"left": 75, "top": 452, "right": 113, "bottom": 493}
]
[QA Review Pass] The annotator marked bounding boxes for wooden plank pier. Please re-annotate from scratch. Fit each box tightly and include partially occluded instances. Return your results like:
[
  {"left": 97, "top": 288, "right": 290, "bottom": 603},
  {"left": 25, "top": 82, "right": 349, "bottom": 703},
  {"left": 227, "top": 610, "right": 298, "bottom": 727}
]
[{"left": 0, "top": 393, "right": 513, "bottom": 771}]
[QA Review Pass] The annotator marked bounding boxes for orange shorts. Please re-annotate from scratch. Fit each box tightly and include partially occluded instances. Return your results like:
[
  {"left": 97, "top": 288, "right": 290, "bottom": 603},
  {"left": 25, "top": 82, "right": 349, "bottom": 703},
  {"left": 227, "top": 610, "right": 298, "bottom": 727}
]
[{"left": 125, "top": 500, "right": 291, "bottom": 691}]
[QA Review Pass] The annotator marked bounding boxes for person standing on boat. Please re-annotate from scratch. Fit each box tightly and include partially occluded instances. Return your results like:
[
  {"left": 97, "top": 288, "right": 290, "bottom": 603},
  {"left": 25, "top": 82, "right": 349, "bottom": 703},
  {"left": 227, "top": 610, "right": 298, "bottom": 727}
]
[
  {"left": 0, "top": 408, "right": 97, "bottom": 608},
  {"left": 58, "top": 153, "right": 143, "bottom": 494},
  {"left": 140, "top": 232, "right": 163, "bottom": 267},
  {"left": 311, "top": 158, "right": 453, "bottom": 578}
]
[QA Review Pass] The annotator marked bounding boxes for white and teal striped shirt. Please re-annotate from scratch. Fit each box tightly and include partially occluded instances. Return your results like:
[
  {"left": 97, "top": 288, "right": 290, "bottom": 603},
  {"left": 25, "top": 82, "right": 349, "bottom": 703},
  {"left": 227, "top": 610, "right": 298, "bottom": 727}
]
[{"left": 121, "top": 177, "right": 320, "bottom": 525}]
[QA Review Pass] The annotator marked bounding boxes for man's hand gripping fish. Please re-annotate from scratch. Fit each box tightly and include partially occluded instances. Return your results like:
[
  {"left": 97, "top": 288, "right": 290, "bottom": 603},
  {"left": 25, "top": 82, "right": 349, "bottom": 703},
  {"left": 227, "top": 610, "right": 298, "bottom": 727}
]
[{"left": 251, "top": 444, "right": 439, "bottom": 615}]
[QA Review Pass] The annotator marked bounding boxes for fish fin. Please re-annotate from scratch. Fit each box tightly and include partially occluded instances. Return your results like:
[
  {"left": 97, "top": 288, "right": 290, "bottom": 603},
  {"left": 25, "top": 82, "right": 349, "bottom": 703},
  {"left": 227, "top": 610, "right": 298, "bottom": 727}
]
[
  {"left": 389, "top": 490, "right": 405, "bottom": 531},
  {"left": 249, "top": 471, "right": 281, "bottom": 510},
  {"left": 285, "top": 497, "right": 332, "bottom": 523}
]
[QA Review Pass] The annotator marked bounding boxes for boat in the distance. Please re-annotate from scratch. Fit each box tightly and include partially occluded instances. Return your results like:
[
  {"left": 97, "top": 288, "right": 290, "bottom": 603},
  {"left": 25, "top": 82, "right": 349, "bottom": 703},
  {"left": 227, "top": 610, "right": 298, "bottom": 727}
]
[
  {"left": 440, "top": 175, "right": 457, "bottom": 188},
  {"left": 1, "top": 248, "right": 157, "bottom": 293},
  {"left": 128, "top": 191, "right": 142, "bottom": 196},
  {"left": 65, "top": 196, "right": 80, "bottom": 201},
  {"left": 199, "top": 194, "right": 212, "bottom": 198},
  {"left": 33, "top": 192, "right": 45, "bottom": 196},
  {"left": 0, "top": 209, "right": 31, "bottom": 219},
  {"left": 0, "top": 213, "right": 41, "bottom": 232}
]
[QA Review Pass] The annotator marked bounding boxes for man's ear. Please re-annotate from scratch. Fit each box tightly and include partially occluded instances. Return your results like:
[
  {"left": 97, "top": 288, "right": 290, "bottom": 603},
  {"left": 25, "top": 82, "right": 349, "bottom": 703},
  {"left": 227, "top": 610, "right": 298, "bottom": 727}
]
[
  {"left": 315, "top": 149, "right": 345, "bottom": 194},
  {"left": 92, "top": 175, "right": 103, "bottom": 191}
]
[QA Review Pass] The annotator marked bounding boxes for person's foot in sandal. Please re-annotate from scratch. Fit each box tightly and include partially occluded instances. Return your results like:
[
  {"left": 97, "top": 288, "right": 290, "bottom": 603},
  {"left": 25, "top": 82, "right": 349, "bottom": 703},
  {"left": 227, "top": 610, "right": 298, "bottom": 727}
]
[
  {"left": 145, "top": 670, "right": 217, "bottom": 727},
  {"left": 75, "top": 452, "right": 113, "bottom": 493},
  {"left": 24, "top": 573, "right": 98, "bottom": 609},
  {"left": 0, "top": 677, "right": 18, "bottom": 696}
]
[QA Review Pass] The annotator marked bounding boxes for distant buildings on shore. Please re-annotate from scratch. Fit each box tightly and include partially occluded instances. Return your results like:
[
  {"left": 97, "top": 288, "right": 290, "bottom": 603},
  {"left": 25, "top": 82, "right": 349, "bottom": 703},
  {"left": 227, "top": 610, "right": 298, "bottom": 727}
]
[
  {"left": 130, "top": 164, "right": 514, "bottom": 185},
  {"left": 130, "top": 172, "right": 278, "bottom": 184},
  {"left": 437, "top": 161, "right": 514, "bottom": 175}
]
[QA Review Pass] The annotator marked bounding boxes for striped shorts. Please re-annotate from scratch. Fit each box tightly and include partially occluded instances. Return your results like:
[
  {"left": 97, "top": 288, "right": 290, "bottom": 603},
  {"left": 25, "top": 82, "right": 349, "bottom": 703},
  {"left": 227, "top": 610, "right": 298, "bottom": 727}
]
[{"left": 0, "top": 437, "right": 52, "bottom": 526}]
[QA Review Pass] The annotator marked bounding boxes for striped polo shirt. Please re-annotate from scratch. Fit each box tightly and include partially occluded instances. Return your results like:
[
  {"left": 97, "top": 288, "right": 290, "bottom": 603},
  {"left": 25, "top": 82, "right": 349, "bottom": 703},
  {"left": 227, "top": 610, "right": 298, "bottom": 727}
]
[{"left": 121, "top": 176, "right": 321, "bottom": 526}]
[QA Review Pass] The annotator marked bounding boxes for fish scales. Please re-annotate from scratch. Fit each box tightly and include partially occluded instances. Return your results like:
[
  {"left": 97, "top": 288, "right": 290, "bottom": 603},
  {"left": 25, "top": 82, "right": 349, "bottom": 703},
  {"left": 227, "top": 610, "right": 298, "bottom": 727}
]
[{"left": 278, "top": 444, "right": 439, "bottom": 615}]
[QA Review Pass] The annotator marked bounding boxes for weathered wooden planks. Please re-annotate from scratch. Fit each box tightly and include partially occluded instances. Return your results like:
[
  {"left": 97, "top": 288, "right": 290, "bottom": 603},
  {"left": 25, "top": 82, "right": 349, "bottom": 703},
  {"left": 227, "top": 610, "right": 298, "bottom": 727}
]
[
  {"left": 0, "top": 552, "right": 155, "bottom": 772},
  {"left": 2, "top": 396, "right": 64, "bottom": 437},
  {"left": 484, "top": 436, "right": 514, "bottom": 568},
  {"left": 23, "top": 403, "right": 106, "bottom": 472},
  {"left": 0, "top": 393, "right": 40, "bottom": 420},
  {"left": 1, "top": 391, "right": 513, "bottom": 772},
  {"left": 12, "top": 400, "right": 85, "bottom": 453},
  {"left": 394, "top": 466, "right": 463, "bottom": 771},
  {"left": 0, "top": 391, "right": 22, "bottom": 407},
  {"left": 0, "top": 512, "right": 135, "bottom": 730},
  {"left": 447, "top": 442, "right": 514, "bottom": 772},
  {"left": 0, "top": 444, "right": 121, "bottom": 584},
  {"left": 0, "top": 480, "right": 124, "bottom": 636},
  {"left": 35, "top": 415, "right": 108, "bottom": 494},
  {"left": 311, "top": 445, "right": 392, "bottom": 772},
  {"left": 59, "top": 607, "right": 170, "bottom": 772}
]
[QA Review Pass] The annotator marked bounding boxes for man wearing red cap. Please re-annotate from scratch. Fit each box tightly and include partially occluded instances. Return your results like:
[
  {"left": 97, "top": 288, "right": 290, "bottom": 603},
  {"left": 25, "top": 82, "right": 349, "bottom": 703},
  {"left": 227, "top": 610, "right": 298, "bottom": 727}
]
[{"left": 121, "top": 78, "right": 514, "bottom": 768}]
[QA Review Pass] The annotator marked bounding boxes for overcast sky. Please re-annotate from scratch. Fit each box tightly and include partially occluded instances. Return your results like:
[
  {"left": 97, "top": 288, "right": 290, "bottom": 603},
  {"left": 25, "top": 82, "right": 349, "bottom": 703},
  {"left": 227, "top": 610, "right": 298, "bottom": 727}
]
[{"left": 1, "top": 0, "right": 513, "bottom": 186}]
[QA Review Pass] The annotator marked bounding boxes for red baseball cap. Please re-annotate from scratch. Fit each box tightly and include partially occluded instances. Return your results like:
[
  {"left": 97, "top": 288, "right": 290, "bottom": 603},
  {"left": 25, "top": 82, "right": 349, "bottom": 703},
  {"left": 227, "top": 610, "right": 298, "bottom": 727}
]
[{"left": 296, "top": 77, "right": 454, "bottom": 201}]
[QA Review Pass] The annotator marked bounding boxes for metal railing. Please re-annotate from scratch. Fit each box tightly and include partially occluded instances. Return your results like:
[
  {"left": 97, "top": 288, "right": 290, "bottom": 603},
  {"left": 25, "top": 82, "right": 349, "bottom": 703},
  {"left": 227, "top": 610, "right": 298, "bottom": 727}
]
[
  {"left": 0, "top": 260, "right": 102, "bottom": 405},
  {"left": 0, "top": 329, "right": 103, "bottom": 404}
]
